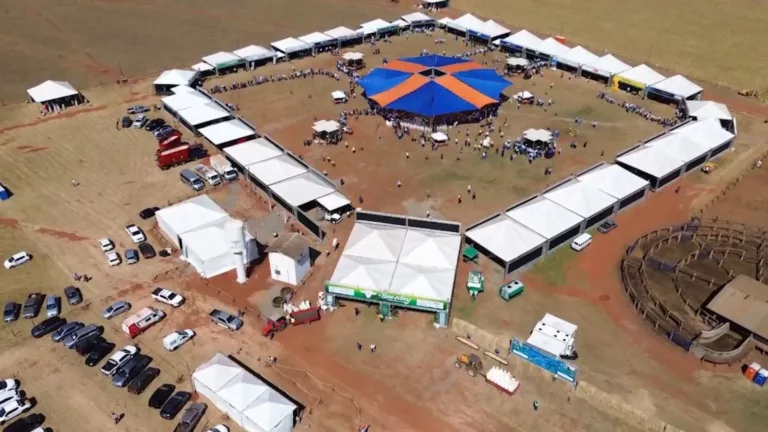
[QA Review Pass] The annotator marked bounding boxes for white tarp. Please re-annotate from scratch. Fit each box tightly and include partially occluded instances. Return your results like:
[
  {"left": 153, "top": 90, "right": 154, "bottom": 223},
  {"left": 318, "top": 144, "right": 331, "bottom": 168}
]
[
  {"left": 270, "top": 172, "right": 336, "bottom": 207},
  {"left": 506, "top": 58, "right": 530, "bottom": 67},
  {"left": 343, "top": 223, "right": 407, "bottom": 262},
  {"left": 577, "top": 164, "right": 649, "bottom": 200},
  {"left": 27, "top": 80, "right": 79, "bottom": 103},
  {"left": 544, "top": 180, "right": 617, "bottom": 219},
  {"left": 224, "top": 138, "right": 283, "bottom": 167},
  {"left": 431, "top": 132, "right": 448, "bottom": 142},
  {"left": 233, "top": 45, "right": 275, "bottom": 62},
  {"left": 402, "top": 12, "right": 433, "bottom": 24},
  {"left": 523, "top": 128, "right": 552, "bottom": 142},
  {"left": 330, "top": 255, "right": 397, "bottom": 292},
  {"left": 389, "top": 263, "right": 455, "bottom": 303},
  {"left": 162, "top": 91, "right": 211, "bottom": 112},
  {"left": 535, "top": 37, "right": 570, "bottom": 58},
  {"left": 616, "top": 145, "right": 684, "bottom": 179},
  {"left": 324, "top": 26, "right": 362, "bottom": 40},
  {"left": 556, "top": 46, "right": 599, "bottom": 68},
  {"left": 247, "top": 154, "right": 307, "bottom": 186},
  {"left": 156, "top": 195, "right": 229, "bottom": 248},
  {"left": 178, "top": 102, "right": 230, "bottom": 126},
  {"left": 154, "top": 69, "right": 199, "bottom": 86},
  {"left": 271, "top": 38, "right": 312, "bottom": 54},
  {"left": 685, "top": 100, "right": 732, "bottom": 121},
  {"left": 199, "top": 119, "right": 255, "bottom": 146},
  {"left": 298, "top": 32, "right": 335, "bottom": 47},
  {"left": 502, "top": 30, "right": 542, "bottom": 50},
  {"left": 191, "top": 62, "right": 215, "bottom": 72},
  {"left": 506, "top": 197, "right": 584, "bottom": 240},
  {"left": 398, "top": 229, "right": 461, "bottom": 270},
  {"left": 331, "top": 91, "right": 347, "bottom": 100},
  {"left": 583, "top": 54, "right": 631, "bottom": 78},
  {"left": 617, "top": 64, "right": 666, "bottom": 87},
  {"left": 317, "top": 192, "right": 350, "bottom": 212},
  {"left": 465, "top": 215, "right": 545, "bottom": 263},
  {"left": 342, "top": 52, "right": 364, "bottom": 61},
  {"left": 649, "top": 74, "right": 703, "bottom": 99},
  {"left": 202, "top": 51, "right": 243, "bottom": 68}
]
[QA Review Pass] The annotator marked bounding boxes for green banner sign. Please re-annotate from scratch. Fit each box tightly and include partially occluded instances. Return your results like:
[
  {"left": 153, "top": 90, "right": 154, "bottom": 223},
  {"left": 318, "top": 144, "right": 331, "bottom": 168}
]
[{"left": 324, "top": 283, "right": 446, "bottom": 311}]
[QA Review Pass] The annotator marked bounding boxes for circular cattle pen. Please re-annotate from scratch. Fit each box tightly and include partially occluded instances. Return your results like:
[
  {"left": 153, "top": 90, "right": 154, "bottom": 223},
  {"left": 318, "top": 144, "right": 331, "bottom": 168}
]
[{"left": 621, "top": 218, "right": 768, "bottom": 364}]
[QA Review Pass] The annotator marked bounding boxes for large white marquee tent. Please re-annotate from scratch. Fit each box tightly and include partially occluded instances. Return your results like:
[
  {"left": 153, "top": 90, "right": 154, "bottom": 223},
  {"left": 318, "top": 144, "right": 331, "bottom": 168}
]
[
  {"left": 616, "top": 64, "right": 666, "bottom": 91},
  {"left": 153, "top": 69, "right": 200, "bottom": 93},
  {"left": 270, "top": 172, "right": 336, "bottom": 207},
  {"left": 224, "top": 138, "right": 284, "bottom": 167},
  {"left": 247, "top": 154, "right": 308, "bottom": 186},
  {"left": 684, "top": 100, "right": 735, "bottom": 132},
  {"left": 499, "top": 29, "right": 542, "bottom": 52},
  {"left": 582, "top": 54, "right": 631, "bottom": 79},
  {"left": 576, "top": 163, "right": 649, "bottom": 210},
  {"left": 647, "top": 74, "right": 703, "bottom": 102},
  {"left": 27, "top": 80, "right": 85, "bottom": 107},
  {"left": 556, "top": 46, "right": 599, "bottom": 70},
  {"left": 506, "top": 196, "right": 584, "bottom": 251},
  {"left": 199, "top": 119, "right": 257, "bottom": 147},
  {"left": 543, "top": 180, "right": 618, "bottom": 226},
  {"left": 534, "top": 37, "right": 570, "bottom": 59},
  {"left": 465, "top": 214, "right": 546, "bottom": 273}
]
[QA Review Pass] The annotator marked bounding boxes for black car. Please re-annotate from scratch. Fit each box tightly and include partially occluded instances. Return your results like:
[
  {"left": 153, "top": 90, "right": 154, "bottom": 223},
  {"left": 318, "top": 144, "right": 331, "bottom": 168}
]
[
  {"left": 148, "top": 384, "right": 175, "bottom": 409},
  {"left": 597, "top": 219, "right": 618, "bottom": 234},
  {"left": 121, "top": 116, "right": 132, "bottom": 129},
  {"left": 21, "top": 293, "right": 44, "bottom": 319},
  {"left": 154, "top": 126, "right": 175, "bottom": 140},
  {"left": 51, "top": 321, "right": 83, "bottom": 343},
  {"left": 75, "top": 335, "right": 106, "bottom": 356},
  {"left": 138, "top": 242, "right": 156, "bottom": 259},
  {"left": 30, "top": 316, "right": 66, "bottom": 338},
  {"left": 139, "top": 207, "right": 160, "bottom": 220},
  {"left": 3, "top": 302, "right": 20, "bottom": 323},
  {"left": 144, "top": 118, "right": 166, "bottom": 131},
  {"left": 85, "top": 341, "right": 115, "bottom": 367},
  {"left": 64, "top": 286, "right": 83, "bottom": 305},
  {"left": 127, "top": 367, "right": 160, "bottom": 395},
  {"left": 160, "top": 391, "right": 191, "bottom": 420},
  {"left": 112, "top": 354, "right": 152, "bottom": 388},
  {"left": 2, "top": 413, "right": 45, "bottom": 432}
]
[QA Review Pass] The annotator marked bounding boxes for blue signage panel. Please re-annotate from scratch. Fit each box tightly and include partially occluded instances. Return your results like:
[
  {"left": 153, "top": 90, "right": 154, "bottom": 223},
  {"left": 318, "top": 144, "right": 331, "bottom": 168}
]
[
  {"left": 510, "top": 338, "right": 578, "bottom": 383},
  {"left": 467, "top": 29, "right": 491, "bottom": 40}
]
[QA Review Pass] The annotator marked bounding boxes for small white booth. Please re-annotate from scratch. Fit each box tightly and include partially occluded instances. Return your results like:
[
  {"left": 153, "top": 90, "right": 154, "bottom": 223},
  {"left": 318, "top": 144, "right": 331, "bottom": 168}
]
[
  {"left": 27, "top": 80, "right": 86, "bottom": 110},
  {"left": 513, "top": 90, "right": 535, "bottom": 104},
  {"left": 430, "top": 131, "right": 448, "bottom": 144},
  {"left": 331, "top": 90, "right": 348, "bottom": 103},
  {"left": 526, "top": 313, "right": 578, "bottom": 359},
  {"left": 266, "top": 233, "right": 311, "bottom": 286}
]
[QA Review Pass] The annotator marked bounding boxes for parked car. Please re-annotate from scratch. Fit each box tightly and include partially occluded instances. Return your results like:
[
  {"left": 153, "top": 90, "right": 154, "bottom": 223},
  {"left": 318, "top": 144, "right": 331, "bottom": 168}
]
[
  {"left": 0, "top": 398, "right": 32, "bottom": 425},
  {"left": 64, "top": 286, "right": 83, "bottom": 305},
  {"left": 85, "top": 341, "right": 115, "bottom": 367},
  {"left": 4, "top": 252, "right": 31, "bottom": 270},
  {"left": 173, "top": 402, "right": 206, "bottom": 432},
  {"left": 149, "top": 384, "right": 175, "bottom": 409},
  {"left": 127, "top": 367, "right": 160, "bottom": 395},
  {"left": 145, "top": 118, "right": 166, "bottom": 131},
  {"left": 125, "top": 224, "right": 146, "bottom": 243},
  {"left": 154, "top": 125, "right": 174, "bottom": 140},
  {"left": 125, "top": 249, "right": 139, "bottom": 265},
  {"left": 597, "top": 219, "right": 618, "bottom": 234},
  {"left": 209, "top": 309, "right": 242, "bottom": 331},
  {"left": 21, "top": 294, "right": 44, "bottom": 319},
  {"left": 139, "top": 243, "right": 156, "bottom": 259},
  {"left": 101, "top": 345, "right": 138, "bottom": 376},
  {"left": 0, "top": 389, "right": 19, "bottom": 407},
  {"left": 127, "top": 105, "right": 150, "bottom": 114},
  {"left": 63, "top": 324, "right": 103, "bottom": 348},
  {"left": 98, "top": 238, "right": 115, "bottom": 252},
  {"left": 207, "top": 425, "right": 230, "bottom": 432},
  {"left": 31, "top": 316, "right": 66, "bottom": 338},
  {"left": 160, "top": 391, "right": 191, "bottom": 420},
  {"left": 162, "top": 330, "right": 194, "bottom": 351},
  {"left": 133, "top": 114, "right": 148, "bottom": 129},
  {"left": 45, "top": 296, "right": 60, "bottom": 318},
  {"left": 3, "top": 302, "right": 20, "bottom": 323},
  {"left": 51, "top": 321, "right": 83, "bottom": 343},
  {"left": 2, "top": 413, "right": 45, "bottom": 432},
  {"left": 0, "top": 380, "right": 18, "bottom": 396},
  {"left": 139, "top": 207, "right": 160, "bottom": 220},
  {"left": 75, "top": 335, "right": 106, "bottom": 357},
  {"left": 151, "top": 288, "right": 184, "bottom": 307},
  {"left": 121, "top": 116, "right": 132, "bottom": 128},
  {"left": 102, "top": 300, "right": 131, "bottom": 319},
  {"left": 106, "top": 251, "right": 121, "bottom": 267},
  {"left": 112, "top": 354, "right": 152, "bottom": 388},
  {"left": 324, "top": 212, "right": 342, "bottom": 224}
]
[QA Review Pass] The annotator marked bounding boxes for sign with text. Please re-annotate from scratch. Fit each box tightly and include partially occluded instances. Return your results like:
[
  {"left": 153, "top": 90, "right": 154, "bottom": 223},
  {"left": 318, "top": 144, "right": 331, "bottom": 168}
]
[{"left": 324, "top": 283, "right": 446, "bottom": 311}]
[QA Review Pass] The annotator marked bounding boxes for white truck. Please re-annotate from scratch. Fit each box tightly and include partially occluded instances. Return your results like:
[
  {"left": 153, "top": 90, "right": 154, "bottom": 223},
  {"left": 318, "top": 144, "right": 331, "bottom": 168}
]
[
  {"left": 194, "top": 164, "right": 222, "bottom": 186},
  {"left": 209, "top": 155, "right": 238, "bottom": 182}
]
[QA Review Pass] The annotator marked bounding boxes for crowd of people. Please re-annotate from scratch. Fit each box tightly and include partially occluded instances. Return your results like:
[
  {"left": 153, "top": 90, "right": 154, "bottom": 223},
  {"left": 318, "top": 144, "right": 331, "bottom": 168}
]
[
  {"left": 596, "top": 91, "right": 682, "bottom": 127},
  {"left": 207, "top": 68, "right": 341, "bottom": 94}
]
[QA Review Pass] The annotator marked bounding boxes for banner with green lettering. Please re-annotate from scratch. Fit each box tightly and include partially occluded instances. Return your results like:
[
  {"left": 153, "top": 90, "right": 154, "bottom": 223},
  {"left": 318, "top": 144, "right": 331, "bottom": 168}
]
[{"left": 324, "top": 283, "right": 446, "bottom": 311}]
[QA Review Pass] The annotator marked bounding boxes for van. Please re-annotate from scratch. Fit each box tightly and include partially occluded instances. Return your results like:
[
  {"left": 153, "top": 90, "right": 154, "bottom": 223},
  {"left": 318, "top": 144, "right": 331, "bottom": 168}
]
[
  {"left": 180, "top": 169, "right": 205, "bottom": 192},
  {"left": 63, "top": 323, "right": 103, "bottom": 348},
  {"left": 571, "top": 233, "right": 593, "bottom": 251}
]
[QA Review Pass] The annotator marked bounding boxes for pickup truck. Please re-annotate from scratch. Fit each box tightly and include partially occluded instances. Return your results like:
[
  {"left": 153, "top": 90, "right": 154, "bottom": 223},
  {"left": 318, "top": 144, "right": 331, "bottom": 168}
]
[
  {"left": 125, "top": 224, "right": 146, "bottom": 244},
  {"left": 151, "top": 288, "right": 184, "bottom": 307},
  {"left": 209, "top": 309, "right": 243, "bottom": 331},
  {"left": 22, "top": 293, "right": 44, "bottom": 319}
]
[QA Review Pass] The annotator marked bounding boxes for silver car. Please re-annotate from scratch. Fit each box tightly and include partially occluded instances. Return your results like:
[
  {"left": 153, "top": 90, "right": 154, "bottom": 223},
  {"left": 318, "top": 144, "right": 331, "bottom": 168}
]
[
  {"left": 63, "top": 324, "right": 102, "bottom": 348},
  {"left": 52, "top": 321, "right": 84, "bottom": 342},
  {"left": 102, "top": 300, "right": 130, "bottom": 319},
  {"left": 45, "top": 296, "right": 61, "bottom": 318}
]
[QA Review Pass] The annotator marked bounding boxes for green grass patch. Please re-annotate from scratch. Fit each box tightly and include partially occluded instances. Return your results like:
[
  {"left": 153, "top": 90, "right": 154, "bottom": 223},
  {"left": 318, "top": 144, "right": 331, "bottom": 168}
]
[
  {"left": 451, "top": 301, "right": 477, "bottom": 321},
  {"left": 530, "top": 245, "right": 577, "bottom": 286}
]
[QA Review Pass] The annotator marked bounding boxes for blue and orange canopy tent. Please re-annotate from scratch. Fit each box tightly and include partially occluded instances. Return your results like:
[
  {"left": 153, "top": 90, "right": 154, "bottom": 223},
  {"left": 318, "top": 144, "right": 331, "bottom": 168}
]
[{"left": 358, "top": 55, "right": 512, "bottom": 117}]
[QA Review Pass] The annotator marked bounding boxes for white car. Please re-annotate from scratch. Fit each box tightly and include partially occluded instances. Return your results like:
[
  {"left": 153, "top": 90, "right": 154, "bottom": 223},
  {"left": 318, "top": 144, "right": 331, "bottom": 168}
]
[
  {"left": 0, "top": 397, "right": 32, "bottom": 425},
  {"left": 0, "top": 389, "right": 19, "bottom": 406},
  {"left": 125, "top": 224, "right": 146, "bottom": 244},
  {"left": 98, "top": 238, "right": 115, "bottom": 252},
  {"left": 4, "top": 252, "right": 31, "bottom": 270},
  {"left": 324, "top": 213, "right": 342, "bottom": 224},
  {"left": 100, "top": 345, "right": 138, "bottom": 376},
  {"left": 106, "top": 251, "right": 121, "bottom": 267},
  {"left": 151, "top": 288, "right": 185, "bottom": 307},
  {"left": 207, "top": 425, "right": 230, "bottom": 432},
  {"left": 162, "top": 329, "right": 195, "bottom": 351},
  {"left": 0, "top": 380, "right": 18, "bottom": 394}
]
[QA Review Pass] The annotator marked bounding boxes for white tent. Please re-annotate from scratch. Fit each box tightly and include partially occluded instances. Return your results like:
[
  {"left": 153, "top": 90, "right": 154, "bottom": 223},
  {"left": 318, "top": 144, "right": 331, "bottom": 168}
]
[
  {"left": 398, "top": 229, "right": 461, "bottom": 270},
  {"left": 271, "top": 38, "right": 312, "bottom": 54},
  {"left": 431, "top": 131, "right": 448, "bottom": 142},
  {"left": 685, "top": 101, "right": 732, "bottom": 121},
  {"left": 617, "top": 64, "right": 666, "bottom": 88},
  {"left": 217, "top": 371, "right": 270, "bottom": 411},
  {"left": 544, "top": 180, "right": 617, "bottom": 219},
  {"left": 162, "top": 91, "right": 211, "bottom": 112},
  {"left": 477, "top": 20, "right": 510, "bottom": 39},
  {"left": 247, "top": 154, "right": 307, "bottom": 186},
  {"left": 156, "top": 195, "right": 229, "bottom": 248},
  {"left": 330, "top": 255, "right": 397, "bottom": 292},
  {"left": 191, "top": 62, "right": 215, "bottom": 73},
  {"left": 154, "top": 69, "right": 199, "bottom": 86},
  {"left": 178, "top": 102, "right": 230, "bottom": 126},
  {"left": 192, "top": 354, "right": 243, "bottom": 413},
  {"left": 199, "top": 119, "right": 255, "bottom": 146},
  {"left": 535, "top": 38, "right": 570, "bottom": 58},
  {"left": 556, "top": 46, "right": 599, "bottom": 68},
  {"left": 202, "top": 51, "right": 243, "bottom": 69},
  {"left": 583, "top": 54, "right": 631, "bottom": 78},
  {"left": 465, "top": 215, "right": 546, "bottom": 263},
  {"left": 242, "top": 391, "right": 296, "bottom": 432},
  {"left": 317, "top": 192, "right": 351, "bottom": 212},
  {"left": 502, "top": 30, "right": 543, "bottom": 50},
  {"left": 649, "top": 74, "right": 703, "bottom": 100},
  {"left": 577, "top": 164, "right": 649, "bottom": 201},
  {"left": 506, "top": 197, "right": 584, "bottom": 240},
  {"left": 506, "top": 58, "right": 531, "bottom": 67},
  {"left": 523, "top": 128, "right": 553, "bottom": 142},
  {"left": 331, "top": 91, "right": 347, "bottom": 101},
  {"left": 342, "top": 52, "right": 364, "bottom": 61},
  {"left": 270, "top": 172, "right": 336, "bottom": 207},
  {"left": 391, "top": 19, "right": 409, "bottom": 29},
  {"left": 514, "top": 90, "right": 534, "bottom": 100},
  {"left": 27, "top": 80, "right": 79, "bottom": 103},
  {"left": 390, "top": 263, "right": 455, "bottom": 303},
  {"left": 233, "top": 45, "right": 275, "bottom": 62},
  {"left": 298, "top": 32, "right": 335, "bottom": 47},
  {"left": 451, "top": 13, "right": 485, "bottom": 32},
  {"left": 224, "top": 138, "right": 283, "bottom": 167},
  {"left": 668, "top": 118, "right": 735, "bottom": 151},
  {"left": 616, "top": 145, "right": 684, "bottom": 179},
  {"left": 644, "top": 134, "right": 712, "bottom": 163},
  {"left": 312, "top": 120, "right": 341, "bottom": 133},
  {"left": 401, "top": 12, "right": 433, "bottom": 25},
  {"left": 360, "top": 18, "right": 395, "bottom": 35},
  {"left": 181, "top": 224, "right": 257, "bottom": 278},
  {"left": 343, "top": 223, "right": 407, "bottom": 262},
  {"left": 437, "top": 17, "right": 454, "bottom": 28},
  {"left": 324, "top": 26, "right": 362, "bottom": 41},
  {"left": 172, "top": 85, "right": 198, "bottom": 95}
]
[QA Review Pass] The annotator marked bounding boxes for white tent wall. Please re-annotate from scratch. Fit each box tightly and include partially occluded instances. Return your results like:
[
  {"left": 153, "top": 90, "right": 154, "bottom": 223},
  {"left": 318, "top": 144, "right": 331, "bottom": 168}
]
[{"left": 192, "top": 376, "right": 232, "bottom": 414}]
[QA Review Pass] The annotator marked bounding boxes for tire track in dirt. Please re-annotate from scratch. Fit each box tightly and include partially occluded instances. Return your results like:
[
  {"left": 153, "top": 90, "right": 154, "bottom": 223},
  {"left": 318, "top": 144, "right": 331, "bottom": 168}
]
[{"left": 0, "top": 105, "right": 106, "bottom": 134}]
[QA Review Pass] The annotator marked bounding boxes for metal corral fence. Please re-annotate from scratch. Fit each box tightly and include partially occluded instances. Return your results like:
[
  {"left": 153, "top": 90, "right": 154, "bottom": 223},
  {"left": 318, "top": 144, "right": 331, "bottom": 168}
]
[{"left": 692, "top": 149, "right": 768, "bottom": 218}]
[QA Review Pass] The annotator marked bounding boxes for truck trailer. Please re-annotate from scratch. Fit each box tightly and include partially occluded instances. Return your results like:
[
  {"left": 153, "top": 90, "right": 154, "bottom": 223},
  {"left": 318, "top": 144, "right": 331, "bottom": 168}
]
[
  {"left": 156, "top": 144, "right": 206, "bottom": 170},
  {"left": 209, "top": 155, "right": 238, "bottom": 181},
  {"left": 158, "top": 131, "right": 183, "bottom": 151},
  {"left": 194, "top": 164, "right": 221, "bottom": 186}
]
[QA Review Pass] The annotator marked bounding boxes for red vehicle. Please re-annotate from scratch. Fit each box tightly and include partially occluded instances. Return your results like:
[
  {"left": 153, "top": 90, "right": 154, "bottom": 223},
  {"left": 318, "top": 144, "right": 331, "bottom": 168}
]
[
  {"left": 158, "top": 131, "right": 183, "bottom": 151},
  {"left": 156, "top": 144, "right": 206, "bottom": 170},
  {"left": 121, "top": 307, "right": 166, "bottom": 338},
  {"left": 261, "top": 307, "right": 320, "bottom": 337}
]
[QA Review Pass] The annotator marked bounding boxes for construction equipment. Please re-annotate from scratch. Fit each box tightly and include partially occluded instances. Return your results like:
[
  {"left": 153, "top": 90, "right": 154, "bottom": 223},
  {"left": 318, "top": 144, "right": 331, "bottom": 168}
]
[
  {"left": 467, "top": 270, "right": 484, "bottom": 299},
  {"left": 701, "top": 162, "right": 718, "bottom": 174},
  {"left": 455, "top": 353, "right": 484, "bottom": 377}
]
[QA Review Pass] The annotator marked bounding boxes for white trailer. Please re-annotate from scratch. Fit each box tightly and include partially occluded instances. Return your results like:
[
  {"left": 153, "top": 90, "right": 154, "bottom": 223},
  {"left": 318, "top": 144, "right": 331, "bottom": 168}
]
[
  {"left": 209, "top": 155, "right": 238, "bottom": 181},
  {"left": 194, "top": 164, "right": 222, "bottom": 186}
]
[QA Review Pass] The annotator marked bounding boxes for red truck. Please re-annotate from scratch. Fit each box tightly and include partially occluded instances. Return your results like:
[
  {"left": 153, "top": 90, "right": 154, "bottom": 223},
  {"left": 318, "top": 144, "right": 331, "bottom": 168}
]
[
  {"left": 158, "top": 131, "right": 183, "bottom": 151},
  {"left": 156, "top": 143, "right": 207, "bottom": 170},
  {"left": 261, "top": 306, "right": 321, "bottom": 337}
]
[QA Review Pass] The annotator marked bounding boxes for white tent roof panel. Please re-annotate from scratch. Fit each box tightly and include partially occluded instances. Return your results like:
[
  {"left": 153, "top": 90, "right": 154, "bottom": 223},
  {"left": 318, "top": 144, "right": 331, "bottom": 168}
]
[
  {"left": 523, "top": 128, "right": 553, "bottom": 142},
  {"left": 202, "top": 51, "right": 242, "bottom": 68},
  {"left": 544, "top": 180, "right": 617, "bottom": 219},
  {"left": 503, "top": 30, "right": 542, "bottom": 49},
  {"left": 391, "top": 19, "right": 409, "bottom": 28},
  {"left": 232, "top": 45, "right": 275, "bottom": 62},
  {"left": 27, "top": 80, "right": 79, "bottom": 103},
  {"left": 398, "top": 229, "right": 461, "bottom": 270},
  {"left": 172, "top": 85, "right": 198, "bottom": 95},
  {"left": 535, "top": 37, "right": 570, "bottom": 57},
  {"left": 247, "top": 154, "right": 307, "bottom": 186},
  {"left": 317, "top": 191, "right": 350, "bottom": 212},
  {"left": 162, "top": 91, "right": 211, "bottom": 112},
  {"left": 437, "top": 17, "right": 454, "bottom": 26},
  {"left": 154, "top": 69, "right": 198, "bottom": 86},
  {"left": 506, "top": 197, "right": 584, "bottom": 239},
  {"left": 478, "top": 20, "right": 510, "bottom": 38},
  {"left": 224, "top": 138, "right": 283, "bottom": 167},
  {"left": 178, "top": 102, "right": 230, "bottom": 126},
  {"left": 617, "top": 145, "right": 684, "bottom": 178},
  {"left": 557, "top": 46, "right": 599, "bottom": 68},
  {"left": 390, "top": 263, "right": 455, "bottom": 303},
  {"left": 671, "top": 118, "right": 735, "bottom": 148},
  {"left": 402, "top": 12, "right": 433, "bottom": 24},
  {"left": 330, "top": 255, "right": 397, "bottom": 292},
  {"left": 156, "top": 195, "right": 229, "bottom": 237},
  {"left": 584, "top": 54, "right": 631, "bottom": 77},
  {"left": 650, "top": 74, "right": 703, "bottom": 99},
  {"left": 645, "top": 134, "right": 712, "bottom": 163},
  {"left": 191, "top": 62, "right": 215, "bottom": 72},
  {"left": 465, "top": 215, "right": 545, "bottom": 263},
  {"left": 242, "top": 390, "right": 297, "bottom": 432},
  {"left": 217, "top": 371, "right": 270, "bottom": 411},
  {"left": 181, "top": 225, "right": 231, "bottom": 262},
  {"left": 577, "top": 164, "right": 649, "bottom": 200},
  {"left": 271, "top": 37, "right": 312, "bottom": 54},
  {"left": 618, "top": 64, "right": 666, "bottom": 87},
  {"left": 270, "top": 172, "right": 336, "bottom": 207},
  {"left": 343, "top": 223, "right": 407, "bottom": 262},
  {"left": 361, "top": 18, "right": 394, "bottom": 33},
  {"left": 685, "top": 101, "right": 732, "bottom": 121},
  {"left": 199, "top": 119, "right": 255, "bottom": 145},
  {"left": 453, "top": 13, "right": 485, "bottom": 31},
  {"left": 192, "top": 353, "right": 243, "bottom": 392},
  {"left": 298, "top": 32, "right": 335, "bottom": 46},
  {"left": 324, "top": 26, "right": 362, "bottom": 39}
]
